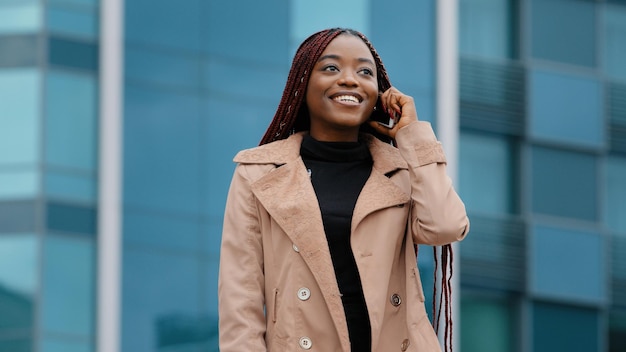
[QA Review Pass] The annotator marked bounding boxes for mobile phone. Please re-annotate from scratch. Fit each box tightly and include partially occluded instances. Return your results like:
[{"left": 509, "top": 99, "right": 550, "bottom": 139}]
[{"left": 370, "top": 101, "right": 397, "bottom": 128}]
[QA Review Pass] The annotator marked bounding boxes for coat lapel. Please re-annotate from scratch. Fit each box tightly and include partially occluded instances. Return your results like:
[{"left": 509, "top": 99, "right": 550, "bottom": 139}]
[
  {"left": 352, "top": 136, "right": 410, "bottom": 231},
  {"left": 249, "top": 154, "right": 351, "bottom": 351}
]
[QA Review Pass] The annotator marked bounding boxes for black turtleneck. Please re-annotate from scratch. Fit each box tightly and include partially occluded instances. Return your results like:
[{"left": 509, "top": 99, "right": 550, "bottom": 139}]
[{"left": 300, "top": 134, "right": 372, "bottom": 352}]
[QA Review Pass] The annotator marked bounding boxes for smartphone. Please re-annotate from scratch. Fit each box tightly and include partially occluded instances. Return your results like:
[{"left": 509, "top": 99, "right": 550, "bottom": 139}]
[{"left": 370, "top": 100, "right": 397, "bottom": 128}]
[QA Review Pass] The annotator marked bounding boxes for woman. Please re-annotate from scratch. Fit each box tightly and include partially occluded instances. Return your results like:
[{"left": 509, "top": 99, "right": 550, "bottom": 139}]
[{"left": 218, "top": 28, "right": 469, "bottom": 352}]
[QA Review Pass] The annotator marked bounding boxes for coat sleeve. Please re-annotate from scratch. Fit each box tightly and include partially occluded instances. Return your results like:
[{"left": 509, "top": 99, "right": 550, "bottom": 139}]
[
  {"left": 218, "top": 163, "right": 267, "bottom": 351},
  {"left": 394, "top": 121, "right": 470, "bottom": 245}
]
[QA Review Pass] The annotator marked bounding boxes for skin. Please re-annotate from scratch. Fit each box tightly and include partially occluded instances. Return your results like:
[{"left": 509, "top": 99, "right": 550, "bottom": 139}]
[{"left": 305, "top": 33, "right": 419, "bottom": 142}]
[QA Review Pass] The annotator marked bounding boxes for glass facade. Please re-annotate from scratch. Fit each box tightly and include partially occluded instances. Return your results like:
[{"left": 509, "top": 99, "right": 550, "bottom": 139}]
[
  {"left": 1, "top": 0, "right": 626, "bottom": 351},
  {"left": 459, "top": 0, "right": 626, "bottom": 351}
]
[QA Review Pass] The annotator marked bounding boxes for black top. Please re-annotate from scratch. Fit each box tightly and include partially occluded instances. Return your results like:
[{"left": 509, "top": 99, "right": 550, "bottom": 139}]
[{"left": 300, "top": 134, "right": 373, "bottom": 352}]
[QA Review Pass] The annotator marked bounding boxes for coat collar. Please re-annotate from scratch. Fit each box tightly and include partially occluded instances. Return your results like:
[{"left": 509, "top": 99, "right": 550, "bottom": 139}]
[{"left": 234, "top": 131, "right": 408, "bottom": 176}]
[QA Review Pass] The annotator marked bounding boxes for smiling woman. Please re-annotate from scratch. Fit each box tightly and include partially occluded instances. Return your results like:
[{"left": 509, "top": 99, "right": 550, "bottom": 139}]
[
  {"left": 305, "top": 35, "right": 378, "bottom": 141},
  {"left": 218, "top": 28, "right": 470, "bottom": 352}
]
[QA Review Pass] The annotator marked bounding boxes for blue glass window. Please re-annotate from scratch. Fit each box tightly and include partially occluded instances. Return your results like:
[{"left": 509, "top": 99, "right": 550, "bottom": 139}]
[
  {"left": 47, "top": 6, "right": 98, "bottom": 39},
  {"left": 125, "top": 0, "right": 203, "bottom": 52},
  {"left": 203, "top": 258, "right": 220, "bottom": 318},
  {"left": 205, "top": 58, "right": 286, "bottom": 103},
  {"left": 290, "top": 0, "right": 370, "bottom": 52},
  {"left": 123, "top": 209, "right": 201, "bottom": 251},
  {"left": 0, "top": 338, "right": 32, "bottom": 352},
  {"left": 206, "top": 1, "right": 289, "bottom": 63},
  {"left": 531, "top": 224, "right": 606, "bottom": 305},
  {"left": 531, "top": 0, "right": 596, "bottom": 67},
  {"left": 530, "top": 69, "right": 603, "bottom": 149},
  {"left": 0, "top": 169, "right": 37, "bottom": 200},
  {"left": 461, "top": 296, "right": 517, "bottom": 352},
  {"left": 45, "top": 171, "right": 96, "bottom": 203},
  {"left": 203, "top": 98, "right": 275, "bottom": 217},
  {"left": 46, "top": 202, "right": 96, "bottom": 235},
  {"left": 533, "top": 302, "right": 599, "bottom": 352},
  {"left": 459, "top": 132, "right": 517, "bottom": 215},
  {"left": 606, "top": 156, "right": 626, "bottom": 235},
  {"left": 126, "top": 46, "right": 201, "bottom": 90},
  {"left": 48, "top": 37, "right": 98, "bottom": 71},
  {"left": 531, "top": 146, "right": 597, "bottom": 221},
  {"left": 122, "top": 248, "right": 200, "bottom": 351},
  {"left": 42, "top": 235, "right": 94, "bottom": 336},
  {"left": 0, "top": 35, "right": 38, "bottom": 67},
  {"left": 124, "top": 86, "right": 202, "bottom": 215},
  {"left": 202, "top": 222, "right": 223, "bottom": 257},
  {"left": 610, "top": 311, "right": 626, "bottom": 352},
  {"left": 460, "top": 0, "right": 515, "bottom": 59},
  {"left": 0, "top": 68, "right": 41, "bottom": 165},
  {"left": 0, "top": 201, "right": 37, "bottom": 233},
  {"left": 0, "top": 234, "right": 37, "bottom": 330},
  {"left": 605, "top": 5, "right": 626, "bottom": 81},
  {"left": 369, "top": 0, "right": 435, "bottom": 113},
  {"left": 41, "top": 339, "right": 91, "bottom": 352},
  {"left": 48, "top": 0, "right": 97, "bottom": 5},
  {"left": 0, "top": 2, "right": 41, "bottom": 34},
  {"left": 45, "top": 70, "right": 97, "bottom": 171}
]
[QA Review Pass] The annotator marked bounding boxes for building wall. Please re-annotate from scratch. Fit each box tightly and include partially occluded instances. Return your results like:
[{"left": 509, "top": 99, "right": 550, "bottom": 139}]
[
  {"left": 1, "top": 0, "right": 626, "bottom": 351},
  {"left": 0, "top": 0, "right": 99, "bottom": 351},
  {"left": 458, "top": 0, "right": 626, "bottom": 351}
]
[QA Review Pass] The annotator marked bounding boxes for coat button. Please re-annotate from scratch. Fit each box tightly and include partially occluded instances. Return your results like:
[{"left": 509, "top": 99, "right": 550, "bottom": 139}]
[
  {"left": 390, "top": 293, "right": 402, "bottom": 307},
  {"left": 297, "top": 287, "right": 311, "bottom": 301},
  {"left": 299, "top": 336, "right": 312, "bottom": 350},
  {"left": 293, "top": 243, "right": 300, "bottom": 252},
  {"left": 401, "top": 338, "right": 410, "bottom": 351}
]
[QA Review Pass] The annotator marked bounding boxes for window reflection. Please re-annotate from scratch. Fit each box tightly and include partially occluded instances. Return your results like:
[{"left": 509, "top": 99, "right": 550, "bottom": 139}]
[
  {"left": 531, "top": 0, "right": 596, "bottom": 67},
  {"left": 0, "top": 3, "right": 41, "bottom": 34},
  {"left": 605, "top": 5, "right": 626, "bottom": 82},
  {"left": 460, "top": 0, "right": 516, "bottom": 59},
  {"left": 290, "top": 0, "right": 369, "bottom": 55},
  {"left": 532, "top": 146, "right": 597, "bottom": 221},
  {"left": 533, "top": 302, "right": 599, "bottom": 352},
  {"left": 42, "top": 235, "right": 94, "bottom": 336},
  {"left": 460, "top": 132, "right": 517, "bottom": 215},
  {"left": 0, "top": 68, "right": 40, "bottom": 165},
  {"left": 45, "top": 70, "right": 97, "bottom": 171},
  {"left": 122, "top": 249, "right": 200, "bottom": 351},
  {"left": 461, "top": 295, "right": 517, "bottom": 352},
  {"left": 0, "top": 234, "right": 36, "bottom": 331},
  {"left": 530, "top": 69, "right": 603, "bottom": 148},
  {"left": 606, "top": 156, "right": 626, "bottom": 234}
]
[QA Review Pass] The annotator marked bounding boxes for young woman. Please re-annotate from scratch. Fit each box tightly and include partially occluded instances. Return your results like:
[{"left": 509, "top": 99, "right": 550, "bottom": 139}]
[{"left": 218, "top": 28, "right": 469, "bottom": 352}]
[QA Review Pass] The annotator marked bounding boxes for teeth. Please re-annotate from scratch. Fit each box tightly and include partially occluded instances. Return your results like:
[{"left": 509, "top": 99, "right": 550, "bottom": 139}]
[{"left": 333, "top": 95, "right": 359, "bottom": 103}]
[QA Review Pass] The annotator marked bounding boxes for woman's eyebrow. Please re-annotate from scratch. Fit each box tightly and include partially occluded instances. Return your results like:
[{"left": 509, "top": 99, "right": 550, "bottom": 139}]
[{"left": 317, "top": 54, "right": 375, "bottom": 65}]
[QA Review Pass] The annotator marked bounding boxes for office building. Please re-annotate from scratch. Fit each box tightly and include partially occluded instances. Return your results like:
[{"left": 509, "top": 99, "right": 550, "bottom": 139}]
[{"left": 0, "top": 0, "right": 624, "bottom": 351}]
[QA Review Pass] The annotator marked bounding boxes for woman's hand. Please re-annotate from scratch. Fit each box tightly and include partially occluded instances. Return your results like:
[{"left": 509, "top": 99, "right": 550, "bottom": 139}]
[{"left": 368, "top": 87, "right": 419, "bottom": 139}]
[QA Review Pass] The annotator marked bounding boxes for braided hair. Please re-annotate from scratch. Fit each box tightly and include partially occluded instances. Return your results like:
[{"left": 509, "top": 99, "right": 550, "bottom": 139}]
[
  {"left": 260, "top": 27, "right": 456, "bottom": 352},
  {"left": 259, "top": 28, "right": 392, "bottom": 145}
]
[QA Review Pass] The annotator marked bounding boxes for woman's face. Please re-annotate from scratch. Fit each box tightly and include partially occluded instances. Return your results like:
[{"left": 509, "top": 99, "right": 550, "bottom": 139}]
[{"left": 305, "top": 34, "right": 378, "bottom": 142}]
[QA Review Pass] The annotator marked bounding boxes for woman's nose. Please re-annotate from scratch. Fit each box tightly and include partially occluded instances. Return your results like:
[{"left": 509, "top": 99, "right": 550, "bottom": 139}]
[{"left": 337, "top": 72, "right": 358, "bottom": 86}]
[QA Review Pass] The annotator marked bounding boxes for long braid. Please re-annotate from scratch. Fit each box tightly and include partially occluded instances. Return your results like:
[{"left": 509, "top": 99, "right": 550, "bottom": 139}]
[
  {"left": 260, "top": 28, "right": 392, "bottom": 145},
  {"left": 432, "top": 244, "right": 454, "bottom": 352}
]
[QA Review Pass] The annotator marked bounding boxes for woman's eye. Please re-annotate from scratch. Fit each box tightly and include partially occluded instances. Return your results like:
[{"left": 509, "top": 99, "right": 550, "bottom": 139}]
[
  {"left": 323, "top": 65, "right": 339, "bottom": 72},
  {"left": 360, "top": 68, "right": 374, "bottom": 76}
]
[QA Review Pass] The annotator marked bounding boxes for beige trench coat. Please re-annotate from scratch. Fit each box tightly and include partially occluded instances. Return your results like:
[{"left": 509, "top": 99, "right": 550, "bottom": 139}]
[{"left": 218, "top": 121, "right": 469, "bottom": 352}]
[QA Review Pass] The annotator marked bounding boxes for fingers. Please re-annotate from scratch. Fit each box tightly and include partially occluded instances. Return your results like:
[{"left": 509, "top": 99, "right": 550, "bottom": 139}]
[{"left": 380, "top": 86, "right": 418, "bottom": 127}]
